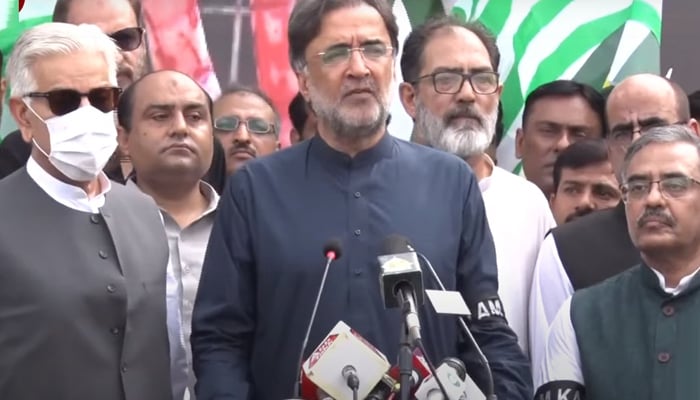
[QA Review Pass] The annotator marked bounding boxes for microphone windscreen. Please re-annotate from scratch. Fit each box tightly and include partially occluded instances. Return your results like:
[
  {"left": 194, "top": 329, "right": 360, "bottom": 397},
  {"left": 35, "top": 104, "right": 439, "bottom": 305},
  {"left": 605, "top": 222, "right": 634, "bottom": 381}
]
[
  {"left": 322, "top": 238, "right": 343, "bottom": 260},
  {"left": 443, "top": 357, "right": 467, "bottom": 380},
  {"left": 381, "top": 234, "right": 411, "bottom": 254}
]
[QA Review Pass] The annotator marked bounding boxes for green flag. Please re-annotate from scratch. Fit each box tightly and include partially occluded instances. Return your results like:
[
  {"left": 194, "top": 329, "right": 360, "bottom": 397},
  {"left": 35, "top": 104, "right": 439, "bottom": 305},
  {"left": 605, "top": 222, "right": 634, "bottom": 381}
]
[{"left": 450, "top": 0, "right": 663, "bottom": 173}]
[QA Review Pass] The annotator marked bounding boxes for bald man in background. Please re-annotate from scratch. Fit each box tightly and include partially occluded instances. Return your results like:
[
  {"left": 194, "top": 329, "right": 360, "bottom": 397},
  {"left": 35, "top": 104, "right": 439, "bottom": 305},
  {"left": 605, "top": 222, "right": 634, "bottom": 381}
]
[{"left": 529, "top": 73, "right": 700, "bottom": 380}]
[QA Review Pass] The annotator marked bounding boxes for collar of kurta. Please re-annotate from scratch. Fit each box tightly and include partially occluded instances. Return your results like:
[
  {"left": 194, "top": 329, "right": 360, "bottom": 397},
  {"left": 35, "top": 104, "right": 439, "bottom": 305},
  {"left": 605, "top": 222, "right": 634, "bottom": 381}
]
[
  {"left": 640, "top": 261, "right": 700, "bottom": 299},
  {"left": 309, "top": 131, "right": 395, "bottom": 170}
]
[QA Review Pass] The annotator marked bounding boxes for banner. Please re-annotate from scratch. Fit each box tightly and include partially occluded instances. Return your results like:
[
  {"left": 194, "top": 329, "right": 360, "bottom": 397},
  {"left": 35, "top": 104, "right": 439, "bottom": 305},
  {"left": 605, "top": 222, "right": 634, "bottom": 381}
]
[
  {"left": 451, "top": 0, "right": 663, "bottom": 172},
  {"left": 0, "top": 0, "right": 664, "bottom": 169}
]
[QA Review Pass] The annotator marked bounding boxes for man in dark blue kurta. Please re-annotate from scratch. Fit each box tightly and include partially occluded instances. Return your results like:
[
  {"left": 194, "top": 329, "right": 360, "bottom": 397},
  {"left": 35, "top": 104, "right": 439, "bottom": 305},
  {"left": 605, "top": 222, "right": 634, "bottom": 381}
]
[{"left": 191, "top": 1, "right": 531, "bottom": 399}]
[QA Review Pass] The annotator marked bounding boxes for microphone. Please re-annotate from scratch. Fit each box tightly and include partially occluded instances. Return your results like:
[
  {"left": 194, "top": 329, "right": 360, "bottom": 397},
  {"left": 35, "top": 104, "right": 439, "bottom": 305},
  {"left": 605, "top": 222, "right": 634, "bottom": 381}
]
[
  {"left": 290, "top": 239, "right": 343, "bottom": 399},
  {"left": 301, "top": 321, "right": 391, "bottom": 400},
  {"left": 378, "top": 234, "right": 424, "bottom": 343},
  {"left": 386, "top": 348, "right": 432, "bottom": 395},
  {"left": 412, "top": 247, "right": 497, "bottom": 400},
  {"left": 414, "top": 358, "right": 472, "bottom": 400}
]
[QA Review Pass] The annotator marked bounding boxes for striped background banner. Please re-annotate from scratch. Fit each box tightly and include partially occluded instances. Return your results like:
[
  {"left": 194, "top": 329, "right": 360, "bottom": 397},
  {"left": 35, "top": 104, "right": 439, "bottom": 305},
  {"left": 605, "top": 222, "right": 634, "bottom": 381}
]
[{"left": 1, "top": 0, "right": 663, "bottom": 171}]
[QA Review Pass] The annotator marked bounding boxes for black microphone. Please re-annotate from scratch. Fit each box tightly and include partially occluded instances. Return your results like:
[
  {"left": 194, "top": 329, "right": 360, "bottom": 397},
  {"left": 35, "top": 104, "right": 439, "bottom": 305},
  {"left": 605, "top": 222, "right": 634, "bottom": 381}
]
[
  {"left": 290, "top": 239, "right": 343, "bottom": 399},
  {"left": 378, "top": 234, "right": 424, "bottom": 343},
  {"left": 411, "top": 245, "right": 497, "bottom": 400}
]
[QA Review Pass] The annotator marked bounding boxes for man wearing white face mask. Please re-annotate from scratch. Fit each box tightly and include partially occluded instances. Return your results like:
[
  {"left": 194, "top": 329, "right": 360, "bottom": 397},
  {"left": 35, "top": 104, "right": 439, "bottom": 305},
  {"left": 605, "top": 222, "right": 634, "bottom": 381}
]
[{"left": 0, "top": 22, "right": 172, "bottom": 400}]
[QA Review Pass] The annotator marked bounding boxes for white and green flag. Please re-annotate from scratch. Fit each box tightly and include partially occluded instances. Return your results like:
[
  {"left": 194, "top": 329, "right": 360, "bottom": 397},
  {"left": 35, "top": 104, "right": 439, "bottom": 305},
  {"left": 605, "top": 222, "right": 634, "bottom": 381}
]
[{"left": 389, "top": 0, "right": 663, "bottom": 172}]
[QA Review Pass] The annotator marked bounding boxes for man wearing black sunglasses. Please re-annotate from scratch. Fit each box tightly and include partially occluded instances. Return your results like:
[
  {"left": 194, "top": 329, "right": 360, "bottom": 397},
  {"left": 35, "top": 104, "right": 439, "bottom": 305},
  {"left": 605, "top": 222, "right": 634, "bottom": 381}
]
[
  {"left": 53, "top": 0, "right": 148, "bottom": 89},
  {"left": 0, "top": 0, "right": 148, "bottom": 181},
  {"left": 213, "top": 85, "right": 280, "bottom": 176},
  {"left": 1, "top": 22, "right": 171, "bottom": 400}
]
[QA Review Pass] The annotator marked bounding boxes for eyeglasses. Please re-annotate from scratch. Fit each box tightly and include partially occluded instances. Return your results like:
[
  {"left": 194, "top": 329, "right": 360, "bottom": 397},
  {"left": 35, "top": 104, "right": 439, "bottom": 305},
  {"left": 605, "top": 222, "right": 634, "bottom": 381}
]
[
  {"left": 609, "top": 120, "right": 686, "bottom": 146},
  {"left": 109, "top": 27, "right": 145, "bottom": 51},
  {"left": 316, "top": 43, "right": 393, "bottom": 66},
  {"left": 24, "top": 87, "right": 122, "bottom": 116},
  {"left": 412, "top": 71, "right": 499, "bottom": 95},
  {"left": 214, "top": 116, "right": 275, "bottom": 134},
  {"left": 620, "top": 176, "right": 700, "bottom": 202}
]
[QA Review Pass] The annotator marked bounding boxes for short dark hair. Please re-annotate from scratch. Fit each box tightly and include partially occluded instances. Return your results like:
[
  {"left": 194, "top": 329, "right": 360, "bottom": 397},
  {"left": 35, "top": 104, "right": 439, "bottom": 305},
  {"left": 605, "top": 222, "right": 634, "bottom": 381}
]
[
  {"left": 689, "top": 90, "right": 700, "bottom": 121},
  {"left": 288, "top": 92, "right": 308, "bottom": 133},
  {"left": 217, "top": 84, "right": 281, "bottom": 136},
  {"left": 288, "top": 0, "right": 399, "bottom": 72},
  {"left": 401, "top": 15, "right": 499, "bottom": 84},
  {"left": 53, "top": 0, "right": 143, "bottom": 24},
  {"left": 522, "top": 80, "right": 607, "bottom": 136},
  {"left": 552, "top": 139, "right": 610, "bottom": 192},
  {"left": 117, "top": 70, "right": 213, "bottom": 132}
]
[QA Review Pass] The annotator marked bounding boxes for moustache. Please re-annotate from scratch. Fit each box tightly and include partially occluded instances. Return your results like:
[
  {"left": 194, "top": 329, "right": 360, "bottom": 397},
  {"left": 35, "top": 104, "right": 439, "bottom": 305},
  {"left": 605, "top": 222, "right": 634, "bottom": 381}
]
[
  {"left": 637, "top": 208, "right": 675, "bottom": 228},
  {"left": 565, "top": 207, "right": 594, "bottom": 223},
  {"left": 443, "top": 106, "right": 483, "bottom": 127},
  {"left": 341, "top": 79, "right": 379, "bottom": 98},
  {"left": 229, "top": 142, "right": 256, "bottom": 158}
]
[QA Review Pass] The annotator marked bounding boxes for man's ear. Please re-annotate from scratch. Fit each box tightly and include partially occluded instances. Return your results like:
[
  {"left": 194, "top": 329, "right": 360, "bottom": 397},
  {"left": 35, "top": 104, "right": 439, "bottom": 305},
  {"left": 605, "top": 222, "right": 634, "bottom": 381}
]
[
  {"left": 398, "top": 82, "right": 418, "bottom": 120},
  {"left": 549, "top": 191, "right": 556, "bottom": 207},
  {"left": 687, "top": 118, "right": 700, "bottom": 135},
  {"left": 515, "top": 127, "right": 525, "bottom": 158},
  {"left": 117, "top": 125, "right": 131, "bottom": 158},
  {"left": 9, "top": 97, "right": 34, "bottom": 143},
  {"left": 296, "top": 68, "right": 310, "bottom": 101},
  {"left": 0, "top": 78, "right": 6, "bottom": 100}
]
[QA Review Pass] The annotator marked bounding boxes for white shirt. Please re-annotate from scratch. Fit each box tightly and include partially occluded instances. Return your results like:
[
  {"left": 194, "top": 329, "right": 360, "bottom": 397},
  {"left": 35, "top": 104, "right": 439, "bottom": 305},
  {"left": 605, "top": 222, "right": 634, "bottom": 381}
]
[
  {"left": 129, "top": 180, "right": 219, "bottom": 400},
  {"left": 527, "top": 233, "right": 572, "bottom": 380},
  {"left": 536, "top": 266, "right": 700, "bottom": 389},
  {"left": 479, "top": 165, "right": 556, "bottom": 356},
  {"left": 26, "top": 156, "right": 111, "bottom": 213}
]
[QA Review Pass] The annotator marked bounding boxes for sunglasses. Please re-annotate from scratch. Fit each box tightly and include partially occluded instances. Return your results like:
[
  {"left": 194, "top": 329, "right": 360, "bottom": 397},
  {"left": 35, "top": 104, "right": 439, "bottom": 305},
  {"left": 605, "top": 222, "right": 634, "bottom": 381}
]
[
  {"left": 109, "top": 27, "right": 145, "bottom": 51},
  {"left": 214, "top": 116, "right": 275, "bottom": 134},
  {"left": 25, "top": 87, "right": 122, "bottom": 116}
]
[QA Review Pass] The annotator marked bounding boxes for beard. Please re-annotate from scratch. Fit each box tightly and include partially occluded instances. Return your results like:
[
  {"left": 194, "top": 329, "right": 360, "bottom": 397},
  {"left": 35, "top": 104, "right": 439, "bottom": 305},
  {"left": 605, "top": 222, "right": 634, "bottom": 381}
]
[
  {"left": 307, "top": 77, "right": 390, "bottom": 140},
  {"left": 416, "top": 100, "right": 497, "bottom": 159}
]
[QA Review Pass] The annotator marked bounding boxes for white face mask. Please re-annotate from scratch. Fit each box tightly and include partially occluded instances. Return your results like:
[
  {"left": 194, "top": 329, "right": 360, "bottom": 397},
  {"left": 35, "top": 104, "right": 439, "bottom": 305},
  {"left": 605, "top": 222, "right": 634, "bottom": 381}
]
[{"left": 27, "top": 104, "right": 118, "bottom": 182}]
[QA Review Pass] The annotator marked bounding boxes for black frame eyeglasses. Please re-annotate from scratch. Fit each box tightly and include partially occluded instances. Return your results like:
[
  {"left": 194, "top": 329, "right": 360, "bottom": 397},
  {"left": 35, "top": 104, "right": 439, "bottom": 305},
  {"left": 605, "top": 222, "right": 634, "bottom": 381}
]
[
  {"left": 24, "top": 86, "right": 122, "bottom": 116},
  {"left": 412, "top": 70, "right": 499, "bottom": 95},
  {"left": 214, "top": 115, "right": 275, "bottom": 135},
  {"left": 109, "top": 27, "right": 145, "bottom": 51}
]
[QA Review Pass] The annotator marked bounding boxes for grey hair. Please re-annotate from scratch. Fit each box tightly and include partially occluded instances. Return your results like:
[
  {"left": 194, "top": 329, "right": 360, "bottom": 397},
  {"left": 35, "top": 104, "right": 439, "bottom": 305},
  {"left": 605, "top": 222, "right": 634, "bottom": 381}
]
[
  {"left": 7, "top": 22, "right": 118, "bottom": 97},
  {"left": 621, "top": 124, "right": 700, "bottom": 181}
]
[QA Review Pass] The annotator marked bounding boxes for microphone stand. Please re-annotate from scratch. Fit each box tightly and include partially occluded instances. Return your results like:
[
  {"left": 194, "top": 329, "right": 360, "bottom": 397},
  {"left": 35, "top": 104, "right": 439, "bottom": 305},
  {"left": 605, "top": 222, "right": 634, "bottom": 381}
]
[{"left": 397, "top": 292, "right": 415, "bottom": 400}]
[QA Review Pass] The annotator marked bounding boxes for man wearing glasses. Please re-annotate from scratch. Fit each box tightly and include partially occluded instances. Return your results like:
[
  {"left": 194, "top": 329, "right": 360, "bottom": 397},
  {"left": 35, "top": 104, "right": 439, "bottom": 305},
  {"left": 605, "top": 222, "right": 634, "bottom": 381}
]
[
  {"left": 397, "top": 15, "right": 555, "bottom": 365},
  {"left": 536, "top": 125, "right": 700, "bottom": 400},
  {"left": 0, "top": 23, "right": 171, "bottom": 400},
  {"left": 529, "top": 74, "right": 700, "bottom": 381},
  {"left": 212, "top": 85, "right": 280, "bottom": 176},
  {"left": 0, "top": 0, "right": 148, "bottom": 181},
  {"left": 191, "top": 1, "right": 530, "bottom": 399}
]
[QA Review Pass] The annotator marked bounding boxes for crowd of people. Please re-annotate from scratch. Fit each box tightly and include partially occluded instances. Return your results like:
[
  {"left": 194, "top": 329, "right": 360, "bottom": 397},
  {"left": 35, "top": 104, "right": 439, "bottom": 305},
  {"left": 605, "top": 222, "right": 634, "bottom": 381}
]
[{"left": 1, "top": 0, "right": 699, "bottom": 399}]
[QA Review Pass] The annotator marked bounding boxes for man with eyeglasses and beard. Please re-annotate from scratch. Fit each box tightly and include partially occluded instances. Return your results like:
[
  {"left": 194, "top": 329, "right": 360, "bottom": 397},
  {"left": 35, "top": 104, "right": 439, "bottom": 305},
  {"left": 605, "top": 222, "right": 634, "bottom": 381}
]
[
  {"left": 212, "top": 85, "right": 280, "bottom": 176},
  {"left": 398, "top": 15, "right": 554, "bottom": 362},
  {"left": 0, "top": 22, "right": 171, "bottom": 400},
  {"left": 192, "top": 0, "right": 532, "bottom": 400},
  {"left": 536, "top": 125, "right": 700, "bottom": 400},
  {"left": 528, "top": 74, "right": 700, "bottom": 383},
  {"left": 191, "top": 1, "right": 530, "bottom": 399}
]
